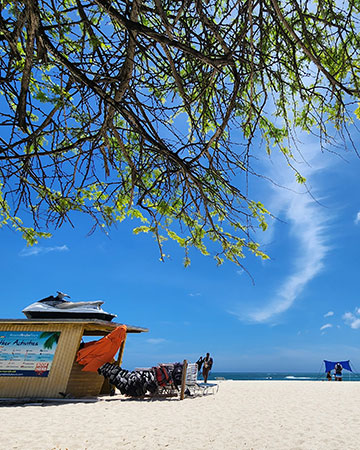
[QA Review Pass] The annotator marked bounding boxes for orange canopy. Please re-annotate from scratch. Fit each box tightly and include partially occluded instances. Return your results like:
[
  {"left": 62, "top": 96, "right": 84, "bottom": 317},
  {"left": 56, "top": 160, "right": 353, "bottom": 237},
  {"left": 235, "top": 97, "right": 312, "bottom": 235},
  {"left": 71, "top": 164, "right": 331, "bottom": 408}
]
[{"left": 76, "top": 325, "right": 127, "bottom": 372}]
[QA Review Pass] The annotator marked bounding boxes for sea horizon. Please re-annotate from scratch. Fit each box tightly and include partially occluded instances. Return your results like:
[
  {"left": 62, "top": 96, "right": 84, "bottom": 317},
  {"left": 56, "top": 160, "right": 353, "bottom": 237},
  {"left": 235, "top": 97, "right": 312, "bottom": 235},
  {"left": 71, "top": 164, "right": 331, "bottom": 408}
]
[{"left": 206, "top": 371, "right": 360, "bottom": 381}]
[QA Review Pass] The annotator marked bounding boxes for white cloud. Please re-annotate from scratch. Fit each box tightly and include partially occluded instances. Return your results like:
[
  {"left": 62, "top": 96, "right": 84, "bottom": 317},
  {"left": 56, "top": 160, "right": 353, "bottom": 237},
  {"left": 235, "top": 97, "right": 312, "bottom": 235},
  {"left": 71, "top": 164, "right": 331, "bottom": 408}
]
[
  {"left": 343, "top": 310, "right": 360, "bottom": 329},
  {"left": 189, "top": 293, "right": 201, "bottom": 297},
  {"left": 320, "top": 323, "right": 332, "bottom": 331},
  {"left": 324, "top": 311, "right": 334, "bottom": 318},
  {"left": 20, "top": 245, "right": 69, "bottom": 257},
  {"left": 247, "top": 192, "right": 328, "bottom": 322},
  {"left": 355, "top": 212, "right": 360, "bottom": 225},
  {"left": 146, "top": 338, "right": 166, "bottom": 344},
  {"left": 349, "top": 319, "right": 360, "bottom": 329},
  {"left": 237, "top": 140, "right": 332, "bottom": 323}
]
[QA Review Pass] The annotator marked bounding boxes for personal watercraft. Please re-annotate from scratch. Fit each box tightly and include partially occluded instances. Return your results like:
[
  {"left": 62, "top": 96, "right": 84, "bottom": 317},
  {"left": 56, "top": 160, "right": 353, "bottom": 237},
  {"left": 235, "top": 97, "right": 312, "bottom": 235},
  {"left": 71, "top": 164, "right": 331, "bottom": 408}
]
[{"left": 22, "top": 291, "right": 117, "bottom": 321}]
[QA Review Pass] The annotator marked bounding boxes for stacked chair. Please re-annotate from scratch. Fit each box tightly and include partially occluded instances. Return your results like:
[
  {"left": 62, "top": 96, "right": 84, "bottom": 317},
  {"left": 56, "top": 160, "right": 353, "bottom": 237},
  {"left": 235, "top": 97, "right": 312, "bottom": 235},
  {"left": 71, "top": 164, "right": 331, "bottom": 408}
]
[
  {"left": 185, "top": 363, "right": 219, "bottom": 396},
  {"left": 98, "top": 361, "right": 218, "bottom": 398}
]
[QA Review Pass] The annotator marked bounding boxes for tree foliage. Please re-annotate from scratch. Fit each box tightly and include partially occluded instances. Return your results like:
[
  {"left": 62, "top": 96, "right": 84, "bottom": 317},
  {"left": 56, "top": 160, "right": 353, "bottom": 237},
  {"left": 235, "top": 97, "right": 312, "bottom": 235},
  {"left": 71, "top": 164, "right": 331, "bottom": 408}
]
[{"left": 0, "top": 0, "right": 359, "bottom": 266}]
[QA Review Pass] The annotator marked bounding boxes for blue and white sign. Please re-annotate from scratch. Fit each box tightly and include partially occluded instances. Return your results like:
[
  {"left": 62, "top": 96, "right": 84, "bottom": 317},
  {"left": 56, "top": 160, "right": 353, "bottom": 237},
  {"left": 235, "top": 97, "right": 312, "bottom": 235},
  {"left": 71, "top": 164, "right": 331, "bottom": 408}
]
[{"left": 0, "top": 331, "right": 60, "bottom": 377}]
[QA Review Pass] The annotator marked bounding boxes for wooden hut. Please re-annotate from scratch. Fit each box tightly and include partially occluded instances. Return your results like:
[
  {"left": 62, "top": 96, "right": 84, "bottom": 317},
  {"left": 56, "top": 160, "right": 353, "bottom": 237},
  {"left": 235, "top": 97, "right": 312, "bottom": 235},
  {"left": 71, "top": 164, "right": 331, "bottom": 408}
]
[{"left": 0, "top": 319, "right": 148, "bottom": 399}]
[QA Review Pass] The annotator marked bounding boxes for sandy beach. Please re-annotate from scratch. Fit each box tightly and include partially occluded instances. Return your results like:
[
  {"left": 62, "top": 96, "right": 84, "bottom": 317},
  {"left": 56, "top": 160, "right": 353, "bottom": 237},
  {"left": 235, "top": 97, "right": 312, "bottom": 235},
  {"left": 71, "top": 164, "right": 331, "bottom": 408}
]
[{"left": 2, "top": 380, "right": 360, "bottom": 450}]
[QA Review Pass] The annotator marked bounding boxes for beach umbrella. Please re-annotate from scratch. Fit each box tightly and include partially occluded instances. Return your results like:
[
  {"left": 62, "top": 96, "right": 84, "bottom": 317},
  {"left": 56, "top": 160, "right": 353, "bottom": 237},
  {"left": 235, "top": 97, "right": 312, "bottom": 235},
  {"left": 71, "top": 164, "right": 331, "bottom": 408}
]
[{"left": 76, "top": 325, "right": 127, "bottom": 372}]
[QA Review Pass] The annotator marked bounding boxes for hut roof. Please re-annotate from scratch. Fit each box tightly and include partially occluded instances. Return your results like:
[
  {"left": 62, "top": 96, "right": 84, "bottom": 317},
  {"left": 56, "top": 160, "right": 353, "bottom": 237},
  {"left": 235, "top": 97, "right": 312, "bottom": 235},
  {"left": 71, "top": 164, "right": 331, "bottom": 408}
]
[{"left": 0, "top": 319, "right": 148, "bottom": 335}]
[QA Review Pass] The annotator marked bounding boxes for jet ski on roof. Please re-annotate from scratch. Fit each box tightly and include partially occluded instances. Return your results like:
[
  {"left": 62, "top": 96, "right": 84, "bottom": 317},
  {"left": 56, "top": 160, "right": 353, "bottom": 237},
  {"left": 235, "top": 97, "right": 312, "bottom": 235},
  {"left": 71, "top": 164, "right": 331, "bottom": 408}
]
[{"left": 22, "top": 291, "right": 116, "bottom": 321}]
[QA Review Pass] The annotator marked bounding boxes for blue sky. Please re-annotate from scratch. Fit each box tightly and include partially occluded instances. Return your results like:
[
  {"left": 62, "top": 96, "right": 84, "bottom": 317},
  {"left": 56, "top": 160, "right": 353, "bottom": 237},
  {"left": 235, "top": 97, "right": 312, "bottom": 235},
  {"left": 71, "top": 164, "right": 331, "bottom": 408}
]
[{"left": 1, "top": 131, "right": 360, "bottom": 374}]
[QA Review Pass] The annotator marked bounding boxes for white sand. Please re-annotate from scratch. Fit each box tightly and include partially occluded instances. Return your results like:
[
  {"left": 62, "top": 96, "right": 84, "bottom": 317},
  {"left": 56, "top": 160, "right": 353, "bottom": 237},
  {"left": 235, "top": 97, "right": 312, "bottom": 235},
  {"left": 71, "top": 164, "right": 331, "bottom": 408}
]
[{"left": 2, "top": 380, "right": 360, "bottom": 450}]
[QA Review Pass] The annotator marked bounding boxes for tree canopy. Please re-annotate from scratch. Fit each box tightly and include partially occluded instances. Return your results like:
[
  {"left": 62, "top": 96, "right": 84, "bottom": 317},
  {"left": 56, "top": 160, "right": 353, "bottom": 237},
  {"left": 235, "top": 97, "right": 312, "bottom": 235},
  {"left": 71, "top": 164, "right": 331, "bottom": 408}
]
[{"left": 0, "top": 0, "right": 359, "bottom": 266}]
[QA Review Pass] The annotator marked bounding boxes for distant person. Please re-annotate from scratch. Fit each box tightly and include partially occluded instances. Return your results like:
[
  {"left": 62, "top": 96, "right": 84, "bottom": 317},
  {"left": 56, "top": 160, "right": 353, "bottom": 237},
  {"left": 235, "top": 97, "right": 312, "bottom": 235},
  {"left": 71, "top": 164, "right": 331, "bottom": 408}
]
[
  {"left": 202, "top": 352, "right": 213, "bottom": 383},
  {"left": 334, "top": 362, "right": 343, "bottom": 381},
  {"left": 326, "top": 371, "right": 332, "bottom": 381},
  {"left": 196, "top": 356, "right": 204, "bottom": 373}
]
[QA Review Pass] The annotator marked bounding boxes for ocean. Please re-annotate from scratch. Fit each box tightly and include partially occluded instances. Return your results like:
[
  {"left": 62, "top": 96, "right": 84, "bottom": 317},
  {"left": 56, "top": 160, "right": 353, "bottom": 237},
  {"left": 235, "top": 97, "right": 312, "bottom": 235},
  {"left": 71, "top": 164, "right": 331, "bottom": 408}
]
[{"left": 206, "top": 372, "right": 360, "bottom": 381}]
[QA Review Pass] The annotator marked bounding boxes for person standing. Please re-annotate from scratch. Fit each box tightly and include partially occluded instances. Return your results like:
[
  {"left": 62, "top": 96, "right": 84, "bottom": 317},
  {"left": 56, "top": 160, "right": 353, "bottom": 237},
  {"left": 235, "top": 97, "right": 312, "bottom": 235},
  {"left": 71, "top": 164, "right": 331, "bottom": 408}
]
[
  {"left": 202, "top": 352, "right": 213, "bottom": 383},
  {"left": 196, "top": 356, "right": 204, "bottom": 373},
  {"left": 326, "top": 370, "right": 332, "bottom": 381},
  {"left": 334, "top": 362, "right": 343, "bottom": 381}
]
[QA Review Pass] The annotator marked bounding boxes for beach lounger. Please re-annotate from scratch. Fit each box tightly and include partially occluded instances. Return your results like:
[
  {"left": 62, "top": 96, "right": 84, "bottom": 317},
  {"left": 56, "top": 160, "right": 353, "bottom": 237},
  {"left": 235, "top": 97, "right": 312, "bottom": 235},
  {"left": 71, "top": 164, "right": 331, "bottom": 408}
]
[
  {"left": 184, "top": 363, "right": 219, "bottom": 396},
  {"left": 133, "top": 362, "right": 218, "bottom": 398}
]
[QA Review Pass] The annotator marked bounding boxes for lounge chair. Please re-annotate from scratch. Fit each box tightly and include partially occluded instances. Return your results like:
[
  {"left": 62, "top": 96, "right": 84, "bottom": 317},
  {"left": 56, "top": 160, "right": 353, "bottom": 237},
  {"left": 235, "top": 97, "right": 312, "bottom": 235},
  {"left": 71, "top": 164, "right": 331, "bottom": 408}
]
[{"left": 184, "top": 363, "right": 219, "bottom": 396}]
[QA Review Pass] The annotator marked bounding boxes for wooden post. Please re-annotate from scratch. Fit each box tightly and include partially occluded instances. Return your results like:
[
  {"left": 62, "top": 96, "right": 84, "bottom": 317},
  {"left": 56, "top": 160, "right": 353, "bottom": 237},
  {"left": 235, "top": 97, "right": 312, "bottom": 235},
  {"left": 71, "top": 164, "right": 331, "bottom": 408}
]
[
  {"left": 180, "top": 359, "right": 188, "bottom": 400},
  {"left": 116, "top": 332, "right": 127, "bottom": 367},
  {"left": 103, "top": 333, "right": 127, "bottom": 396}
]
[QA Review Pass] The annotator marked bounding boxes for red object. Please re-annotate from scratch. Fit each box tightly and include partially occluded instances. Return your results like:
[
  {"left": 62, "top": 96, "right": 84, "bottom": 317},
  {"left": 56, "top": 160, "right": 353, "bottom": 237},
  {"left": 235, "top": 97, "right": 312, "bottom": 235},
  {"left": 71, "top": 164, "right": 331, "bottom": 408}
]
[
  {"left": 76, "top": 325, "right": 127, "bottom": 372},
  {"left": 154, "top": 366, "right": 172, "bottom": 386}
]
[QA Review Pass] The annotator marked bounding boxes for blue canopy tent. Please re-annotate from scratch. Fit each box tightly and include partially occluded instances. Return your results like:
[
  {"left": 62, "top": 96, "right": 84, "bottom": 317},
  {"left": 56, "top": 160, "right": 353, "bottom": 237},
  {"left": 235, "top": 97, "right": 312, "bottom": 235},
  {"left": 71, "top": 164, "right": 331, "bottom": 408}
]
[{"left": 324, "top": 360, "right": 353, "bottom": 373}]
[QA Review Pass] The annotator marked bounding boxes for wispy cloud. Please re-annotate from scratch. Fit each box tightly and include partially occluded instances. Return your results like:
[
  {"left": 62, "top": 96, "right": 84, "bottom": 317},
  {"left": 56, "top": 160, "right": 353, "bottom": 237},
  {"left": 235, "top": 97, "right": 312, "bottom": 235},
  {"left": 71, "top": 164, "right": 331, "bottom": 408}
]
[
  {"left": 146, "top": 338, "right": 166, "bottom": 344},
  {"left": 324, "top": 311, "right": 334, "bottom": 318},
  {"left": 189, "top": 292, "right": 201, "bottom": 297},
  {"left": 343, "top": 310, "right": 360, "bottom": 329},
  {"left": 355, "top": 212, "right": 360, "bottom": 225},
  {"left": 236, "top": 141, "right": 332, "bottom": 323},
  {"left": 320, "top": 323, "right": 332, "bottom": 331},
  {"left": 20, "top": 245, "right": 69, "bottom": 257}
]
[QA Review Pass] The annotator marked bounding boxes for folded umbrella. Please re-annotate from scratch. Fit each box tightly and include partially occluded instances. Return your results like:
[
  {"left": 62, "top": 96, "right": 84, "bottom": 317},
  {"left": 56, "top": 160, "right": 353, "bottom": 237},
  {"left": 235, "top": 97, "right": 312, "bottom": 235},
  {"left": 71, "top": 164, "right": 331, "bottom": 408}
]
[{"left": 76, "top": 325, "right": 127, "bottom": 372}]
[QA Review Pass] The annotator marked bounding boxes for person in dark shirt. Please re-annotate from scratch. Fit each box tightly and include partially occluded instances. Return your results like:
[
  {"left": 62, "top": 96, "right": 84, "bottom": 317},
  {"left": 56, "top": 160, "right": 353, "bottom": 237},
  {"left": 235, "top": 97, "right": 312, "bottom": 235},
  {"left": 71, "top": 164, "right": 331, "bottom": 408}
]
[
  {"left": 196, "top": 356, "right": 204, "bottom": 373},
  {"left": 202, "top": 352, "right": 213, "bottom": 383}
]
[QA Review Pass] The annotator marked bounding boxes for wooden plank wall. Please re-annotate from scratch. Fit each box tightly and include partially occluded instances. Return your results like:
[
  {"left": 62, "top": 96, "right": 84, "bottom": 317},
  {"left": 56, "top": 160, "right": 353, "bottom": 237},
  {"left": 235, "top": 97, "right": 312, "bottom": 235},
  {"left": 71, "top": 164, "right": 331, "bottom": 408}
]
[
  {"left": 0, "top": 322, "right": 83, "bottom": 398},
  {"left": 66, "top": 332, "right": 129, "bottom": 397},
  {"left": 65, "top": 360, "right": 105, "bottom": 397}
]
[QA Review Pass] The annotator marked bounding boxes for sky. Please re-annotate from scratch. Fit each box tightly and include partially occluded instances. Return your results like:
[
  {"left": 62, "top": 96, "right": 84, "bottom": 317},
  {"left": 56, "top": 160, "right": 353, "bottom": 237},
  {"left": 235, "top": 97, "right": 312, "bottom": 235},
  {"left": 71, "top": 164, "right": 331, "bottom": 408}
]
[{"left": 1, "top": 129, "right": 360, "bottom": 374}]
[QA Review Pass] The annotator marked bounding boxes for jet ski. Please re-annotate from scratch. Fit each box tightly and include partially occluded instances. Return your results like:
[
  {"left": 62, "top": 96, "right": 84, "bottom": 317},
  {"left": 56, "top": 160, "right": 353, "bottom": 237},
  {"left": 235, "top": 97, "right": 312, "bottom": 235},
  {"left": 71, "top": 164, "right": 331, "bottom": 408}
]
[{"left": 22, "top": 291, "right": 117, "bottom": 321}]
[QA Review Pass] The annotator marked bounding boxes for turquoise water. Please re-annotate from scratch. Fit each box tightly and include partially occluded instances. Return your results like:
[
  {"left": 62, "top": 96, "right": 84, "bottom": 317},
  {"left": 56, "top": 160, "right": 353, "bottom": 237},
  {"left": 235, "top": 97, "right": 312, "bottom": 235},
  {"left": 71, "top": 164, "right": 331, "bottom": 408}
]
[{"left": 205, "top": 372, "right": 360, "bottom": 381}]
